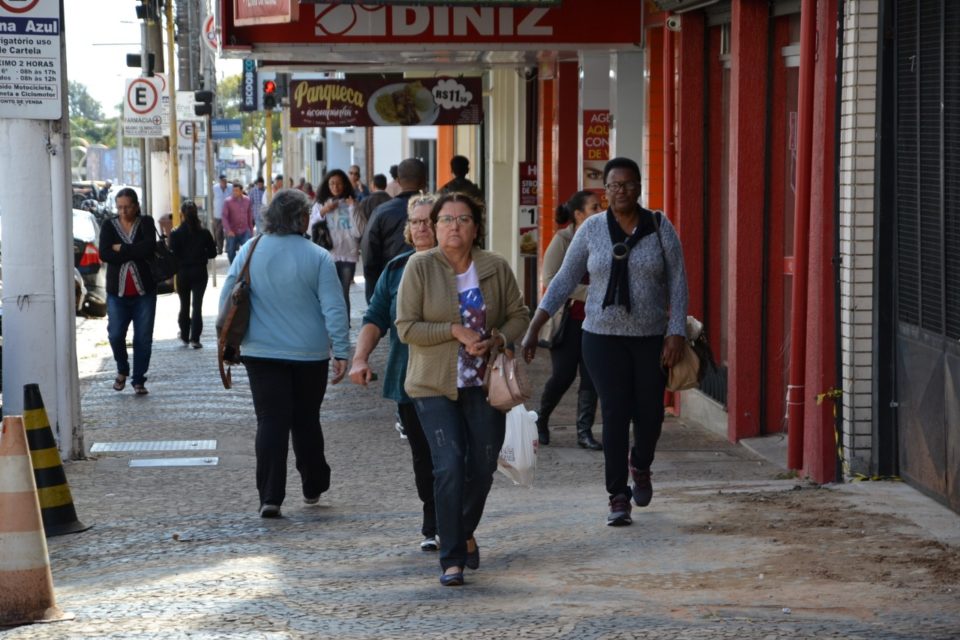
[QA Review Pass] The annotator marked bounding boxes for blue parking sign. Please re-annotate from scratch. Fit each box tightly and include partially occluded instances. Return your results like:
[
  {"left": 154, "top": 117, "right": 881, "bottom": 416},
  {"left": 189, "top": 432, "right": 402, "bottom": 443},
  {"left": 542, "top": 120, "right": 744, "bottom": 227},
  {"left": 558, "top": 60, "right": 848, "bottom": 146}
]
[{"left": 211, "top": 118, "right": 243, "bottom": 140}]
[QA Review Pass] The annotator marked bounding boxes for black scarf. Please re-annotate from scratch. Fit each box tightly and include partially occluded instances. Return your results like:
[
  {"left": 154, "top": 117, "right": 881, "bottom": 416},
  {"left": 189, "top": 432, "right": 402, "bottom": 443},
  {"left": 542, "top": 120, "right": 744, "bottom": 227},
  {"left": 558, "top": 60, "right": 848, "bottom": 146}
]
[{"left": 602, "top": 208, "right": 656, "bottom": 312}]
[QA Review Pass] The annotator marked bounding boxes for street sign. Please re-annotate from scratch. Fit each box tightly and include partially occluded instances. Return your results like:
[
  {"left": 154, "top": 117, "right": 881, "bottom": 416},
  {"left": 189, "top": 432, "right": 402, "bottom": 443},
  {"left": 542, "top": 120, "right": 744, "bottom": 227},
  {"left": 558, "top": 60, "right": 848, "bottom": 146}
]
[
  {"left": 211, "top": 118, "right": 242, "bottom": 140},
  {"left": 176, "top": 90, "right": 201, "bottom": 121},
  {"left": 123, "top": 76, "right": 165, "bottom": 138},
  {"left": 176, "top": 119, "right": 206, "bottom": 152},
  {"left": 0, "top": 0, "right": 62, "bottom": 120},
  {"left": 201, "top": 14, "right": 218, "bottom": 54},
  {"left": 240, "top": 59, "right": 257, "bottom": 111}
]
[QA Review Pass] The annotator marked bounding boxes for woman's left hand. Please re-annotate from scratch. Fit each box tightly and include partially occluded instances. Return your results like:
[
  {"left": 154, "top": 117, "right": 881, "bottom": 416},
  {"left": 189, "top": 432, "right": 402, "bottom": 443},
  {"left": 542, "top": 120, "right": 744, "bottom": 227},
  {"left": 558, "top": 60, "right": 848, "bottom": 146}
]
[{"left": 661, "top": 335, "right": 687, "bottom": 369}]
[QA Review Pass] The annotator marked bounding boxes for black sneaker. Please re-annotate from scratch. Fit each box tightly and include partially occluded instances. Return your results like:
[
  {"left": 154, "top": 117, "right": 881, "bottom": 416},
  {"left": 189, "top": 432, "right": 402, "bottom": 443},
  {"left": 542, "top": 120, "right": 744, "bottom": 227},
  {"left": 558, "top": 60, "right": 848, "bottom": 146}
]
[
  {"left": 607, "top": 494, "right": 632, "bottom": 526},
  {"left": 629, "top": 453, "right": 653, "bottom": 507}
]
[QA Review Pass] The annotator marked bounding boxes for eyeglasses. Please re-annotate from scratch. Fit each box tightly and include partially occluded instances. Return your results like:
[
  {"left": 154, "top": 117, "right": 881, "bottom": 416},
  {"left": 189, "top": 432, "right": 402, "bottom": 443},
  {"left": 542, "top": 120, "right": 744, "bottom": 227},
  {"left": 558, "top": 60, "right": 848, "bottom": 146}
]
[
  {"left": 604, "top": 181, "right": 640, "bottom": 192},
  {"left": 408, "top": 218, "right": 432, "bottom": 228},
  {"left": 436, "top": 214, "right": 474, "bottom": 226}
]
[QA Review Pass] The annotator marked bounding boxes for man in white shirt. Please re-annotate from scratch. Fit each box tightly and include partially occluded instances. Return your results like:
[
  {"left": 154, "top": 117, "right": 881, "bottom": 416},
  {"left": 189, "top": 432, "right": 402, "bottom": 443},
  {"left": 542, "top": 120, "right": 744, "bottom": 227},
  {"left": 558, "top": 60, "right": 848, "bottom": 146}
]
[{"left": 211, "top": 174, "right": 230, "bottom": 255}]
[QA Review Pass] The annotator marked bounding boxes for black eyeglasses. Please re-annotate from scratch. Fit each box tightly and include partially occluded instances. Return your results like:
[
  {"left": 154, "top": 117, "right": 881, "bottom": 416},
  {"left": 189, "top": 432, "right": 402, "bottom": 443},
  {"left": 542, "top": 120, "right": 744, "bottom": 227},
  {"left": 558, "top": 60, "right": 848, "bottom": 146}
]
[{"left": 604, "top": 181, "right": 640, "bottom": 192}]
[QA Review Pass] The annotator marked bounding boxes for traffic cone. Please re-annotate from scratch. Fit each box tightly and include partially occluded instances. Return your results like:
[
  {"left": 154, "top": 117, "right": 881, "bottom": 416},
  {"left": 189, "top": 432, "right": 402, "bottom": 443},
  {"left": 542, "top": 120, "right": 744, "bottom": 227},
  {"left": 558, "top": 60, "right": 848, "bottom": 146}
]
[
  {"left": 0, "top": 416, "right": 69, "bottom": 625},
  {"left": 23, "top": 384, "right": 90, "bottom": 537}
]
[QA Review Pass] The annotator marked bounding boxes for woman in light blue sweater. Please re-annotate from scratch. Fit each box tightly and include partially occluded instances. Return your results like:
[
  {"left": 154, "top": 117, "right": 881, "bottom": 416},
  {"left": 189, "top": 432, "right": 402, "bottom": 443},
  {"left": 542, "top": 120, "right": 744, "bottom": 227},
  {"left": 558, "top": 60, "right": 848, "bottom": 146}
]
[
  {"left": 221, "top": 189, "right": 351, "bottom": 518},
  {"left": 521, "top": 157, "right": 689, "bottom": 527}
]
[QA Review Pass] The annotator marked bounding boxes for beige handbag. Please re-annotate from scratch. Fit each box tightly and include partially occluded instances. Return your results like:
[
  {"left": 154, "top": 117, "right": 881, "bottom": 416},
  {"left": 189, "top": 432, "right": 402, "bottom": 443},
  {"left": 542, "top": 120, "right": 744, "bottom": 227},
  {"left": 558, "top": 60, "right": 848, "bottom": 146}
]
[
  {"left": 537, "top": 302, "right": 568, "bottom": 348},
  {"left": 483, "top": 330, "right": 532, "bottom": 412},
  {"left": 667, "top": 340, "right": 701, "bottom": 391}
]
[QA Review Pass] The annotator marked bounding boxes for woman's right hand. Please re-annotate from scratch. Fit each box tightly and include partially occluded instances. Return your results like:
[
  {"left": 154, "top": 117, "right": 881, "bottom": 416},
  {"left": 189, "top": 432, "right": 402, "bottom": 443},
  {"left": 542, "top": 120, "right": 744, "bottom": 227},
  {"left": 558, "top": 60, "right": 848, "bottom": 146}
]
[
  {"left": 322, "top": 199, "right": 339, "bottom": 215},
  {"left": 348, "top": 359, "right": 374, "bottom": 386},
  {"left": 451, "top": 324, "right": 483, "bottom": 348}
]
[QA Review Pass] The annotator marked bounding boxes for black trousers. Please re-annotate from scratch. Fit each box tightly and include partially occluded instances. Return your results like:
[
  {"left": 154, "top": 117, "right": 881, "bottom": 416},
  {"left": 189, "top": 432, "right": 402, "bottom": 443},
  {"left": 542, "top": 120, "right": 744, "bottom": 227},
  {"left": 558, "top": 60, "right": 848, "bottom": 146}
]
[
  {"left": 397, "top": 402, "right": 437, "bottom": 538},
  {"left": 537, "top": 317, "right": 595, "bottom": 425},
  {"left": 243, "top": 358, "right": 331, "bottom": 507},
  {"left": 176, "top": 266, "right": 208, "bottom": 343},
  {"left": 581, "top": 332, "right": 666, "bottom": 499}
]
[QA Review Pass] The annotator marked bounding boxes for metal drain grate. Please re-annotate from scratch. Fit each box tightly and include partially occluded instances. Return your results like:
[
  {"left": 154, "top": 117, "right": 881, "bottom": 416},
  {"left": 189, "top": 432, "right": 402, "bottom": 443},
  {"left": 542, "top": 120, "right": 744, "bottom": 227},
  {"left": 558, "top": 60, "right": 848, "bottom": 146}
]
[
  {"left": 91, "top": 440, "right": 217, "bottom": 453},
  {"left": 128, "top": 457, "right": 219, "bottom": 468}
]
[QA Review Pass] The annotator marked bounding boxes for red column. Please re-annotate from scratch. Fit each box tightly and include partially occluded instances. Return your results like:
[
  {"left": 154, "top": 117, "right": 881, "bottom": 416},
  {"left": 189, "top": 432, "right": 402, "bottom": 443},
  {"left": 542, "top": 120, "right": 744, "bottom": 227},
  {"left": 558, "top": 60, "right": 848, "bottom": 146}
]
[
  {"left": 538, "top": 60, "right": 580, "bottom": 269},
  {"left": 802, "top": 0, "right": 839, "bottom": 483},
  {"left": 726, "top": 0, "right": 768, "bottom": 441},
  {"left": 677, "top": 11, "right": 706, "bottom": 318}
]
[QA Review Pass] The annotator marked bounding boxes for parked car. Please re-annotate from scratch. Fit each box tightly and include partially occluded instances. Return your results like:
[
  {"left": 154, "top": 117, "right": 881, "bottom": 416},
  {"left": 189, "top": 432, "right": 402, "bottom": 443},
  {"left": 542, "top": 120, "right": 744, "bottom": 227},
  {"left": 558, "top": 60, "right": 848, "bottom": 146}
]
[{"left": 72, "top": 208, "right": 107, "bottom": 317}]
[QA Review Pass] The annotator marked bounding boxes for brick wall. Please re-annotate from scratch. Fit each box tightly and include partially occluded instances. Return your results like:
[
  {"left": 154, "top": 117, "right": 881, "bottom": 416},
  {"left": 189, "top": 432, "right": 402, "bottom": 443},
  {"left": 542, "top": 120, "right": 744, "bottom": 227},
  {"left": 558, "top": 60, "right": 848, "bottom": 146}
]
[{"left": 838, "top": 0, "right": 879, "bottom": 476}]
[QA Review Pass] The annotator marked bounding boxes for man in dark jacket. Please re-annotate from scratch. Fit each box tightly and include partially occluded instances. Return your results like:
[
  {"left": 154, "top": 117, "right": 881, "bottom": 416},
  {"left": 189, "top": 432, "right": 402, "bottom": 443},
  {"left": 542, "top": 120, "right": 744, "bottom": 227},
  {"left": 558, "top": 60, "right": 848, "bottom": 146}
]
[
  {"left": 361, "top": 158, "right": 427, "bottom": 302},
  {"left": 440, "top": 155, "right": 483, "bottom": 202}
]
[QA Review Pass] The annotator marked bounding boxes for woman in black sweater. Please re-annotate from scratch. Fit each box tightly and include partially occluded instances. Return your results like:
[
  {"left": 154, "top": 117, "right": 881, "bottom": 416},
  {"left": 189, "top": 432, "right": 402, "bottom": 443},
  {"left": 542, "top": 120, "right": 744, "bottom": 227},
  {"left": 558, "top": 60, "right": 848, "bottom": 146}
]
[
  {"left": 98, "top": 188, "right": 159, "bottom": 395},
  {"left": 169, "top": 200, "right": 217, "bottom": 348}
]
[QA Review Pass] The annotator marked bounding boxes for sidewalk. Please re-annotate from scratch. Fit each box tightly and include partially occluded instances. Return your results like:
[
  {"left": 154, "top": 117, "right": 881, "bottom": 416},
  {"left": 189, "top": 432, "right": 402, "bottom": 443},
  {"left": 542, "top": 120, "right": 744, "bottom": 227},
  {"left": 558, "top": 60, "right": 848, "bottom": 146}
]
[{"left": 4, "top": 254, "right": 959, "bottom": 639}]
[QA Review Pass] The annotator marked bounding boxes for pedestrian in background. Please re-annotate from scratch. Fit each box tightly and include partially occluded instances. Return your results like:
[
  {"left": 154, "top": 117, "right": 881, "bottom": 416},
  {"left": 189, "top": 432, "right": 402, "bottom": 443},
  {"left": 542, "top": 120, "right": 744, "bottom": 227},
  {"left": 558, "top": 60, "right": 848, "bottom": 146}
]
[
  {"left": 248, "top": 176, "right": 265, "bottom": 231},
  {"left": 440, "top": 155, "right": 483, "bottom": 203},
  {"left": 220, "top": 189, "right": 351, "bottom": 518},
  {"left": 362, "top": 158, "right": 427, "bottom": 302},
  {"left": 211, "top": 174, "right": 230, "bottom": 254},
  {"left": 385, "top": 165, "right": 402, "bottom": 197},
  {"left": 396, "top": 192, "right": 529, "bottom": 586},
  {"left": 355, "top": 190, "right": 391, "bottom": 247},
  {"left": 169, "top": 200, "right": 216, "bottom": 349},
  {"left": 99, "top": 187, "right": 159, "bottom": 396},
  {"left": 222, "top": 182, "right": 255, "bottom": 264},
  {"left": 348, "top": 164, "right": 370, "bottom": 201},
  {"left": 349, "top": 194, "right": 439, "bottom": 552},
  {"left": 310, "top": 169, "right": 361, "bottom": 319},
  {"left": 521, "top": 157, "right": 689, "bottom": 527},
  {"left": 371, "top": 174, "right": 387, "bottom": 192},
  {"left": 534, "top": 190, "right": 603, "bottom": 450}
]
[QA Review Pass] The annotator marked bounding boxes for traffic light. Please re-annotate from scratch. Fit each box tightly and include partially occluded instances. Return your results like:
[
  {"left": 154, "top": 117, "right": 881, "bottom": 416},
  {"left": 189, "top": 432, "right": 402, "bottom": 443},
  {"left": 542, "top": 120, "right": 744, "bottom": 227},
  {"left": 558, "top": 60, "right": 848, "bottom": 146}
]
[
  {"left": 263, "top": 80, "right": 277, "bottom": 110},
  {"left": 194, "top": 90, "right": 213, "bottom": 117}
]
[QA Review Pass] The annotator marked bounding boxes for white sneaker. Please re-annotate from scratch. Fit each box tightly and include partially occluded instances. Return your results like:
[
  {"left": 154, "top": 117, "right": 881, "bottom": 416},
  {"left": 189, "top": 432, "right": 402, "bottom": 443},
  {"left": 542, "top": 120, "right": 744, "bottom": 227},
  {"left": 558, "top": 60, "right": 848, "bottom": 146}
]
[
  {"left": 420, "top": 536, "right": 439, "bottom": 551},
  {"left": 259, "top": 503, "right": 281, "bottom": 518}
]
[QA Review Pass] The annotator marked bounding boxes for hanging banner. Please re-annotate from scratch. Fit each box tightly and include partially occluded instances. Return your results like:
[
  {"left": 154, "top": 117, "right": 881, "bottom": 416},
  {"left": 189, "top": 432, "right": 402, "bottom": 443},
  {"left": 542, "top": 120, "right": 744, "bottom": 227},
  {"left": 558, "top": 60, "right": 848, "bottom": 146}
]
[
  {"left": 582, "top": 109, "right": 609, "bottom": 208},
  {"left": 289, "top": 76, "right": 482, "bottom": 128},
  {"left": 234, "top": 0, "right": 298, "bottom": 26}
]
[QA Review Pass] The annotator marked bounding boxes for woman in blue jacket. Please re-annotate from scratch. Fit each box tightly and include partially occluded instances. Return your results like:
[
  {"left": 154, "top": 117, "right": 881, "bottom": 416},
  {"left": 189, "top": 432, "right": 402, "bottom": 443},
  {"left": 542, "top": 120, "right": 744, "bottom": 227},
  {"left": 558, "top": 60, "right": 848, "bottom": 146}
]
[{"left": 220, "top": 189, "right": 351, "bottom": 518}]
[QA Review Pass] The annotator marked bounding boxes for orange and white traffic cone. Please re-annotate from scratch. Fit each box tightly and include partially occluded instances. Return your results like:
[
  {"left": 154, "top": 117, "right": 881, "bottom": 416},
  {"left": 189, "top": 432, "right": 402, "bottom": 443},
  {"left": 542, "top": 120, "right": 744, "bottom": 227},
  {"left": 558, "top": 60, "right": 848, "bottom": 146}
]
[{"left": 0, "top": 416, "right": 70, "bottom": 626}]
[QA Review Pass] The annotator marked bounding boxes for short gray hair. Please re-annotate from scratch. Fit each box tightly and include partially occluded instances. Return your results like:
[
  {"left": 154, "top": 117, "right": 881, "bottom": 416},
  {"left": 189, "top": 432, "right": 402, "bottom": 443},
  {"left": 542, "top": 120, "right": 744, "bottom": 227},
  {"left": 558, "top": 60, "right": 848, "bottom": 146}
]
[{"left": 261, "top": 189, "right": 309, "bottom": 235}]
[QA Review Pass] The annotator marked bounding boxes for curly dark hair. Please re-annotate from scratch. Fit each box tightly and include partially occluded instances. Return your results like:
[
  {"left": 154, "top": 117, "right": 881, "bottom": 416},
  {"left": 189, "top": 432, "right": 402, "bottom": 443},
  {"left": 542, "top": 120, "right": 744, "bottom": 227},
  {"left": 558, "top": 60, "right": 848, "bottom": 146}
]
[{"left": 316, "top": 169, "right": 356, "bottom": 203}]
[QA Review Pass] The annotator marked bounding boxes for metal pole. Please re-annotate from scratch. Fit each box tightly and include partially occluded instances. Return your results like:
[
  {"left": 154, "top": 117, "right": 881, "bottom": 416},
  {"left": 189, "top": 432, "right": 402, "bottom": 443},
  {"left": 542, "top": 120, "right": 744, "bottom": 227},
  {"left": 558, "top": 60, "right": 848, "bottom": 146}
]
[
  {"left": 165, "top": 0, "right": 181, "bottom": 227},
  {"left": 265, "top": 109, "right": 274, "bottom": 203}
]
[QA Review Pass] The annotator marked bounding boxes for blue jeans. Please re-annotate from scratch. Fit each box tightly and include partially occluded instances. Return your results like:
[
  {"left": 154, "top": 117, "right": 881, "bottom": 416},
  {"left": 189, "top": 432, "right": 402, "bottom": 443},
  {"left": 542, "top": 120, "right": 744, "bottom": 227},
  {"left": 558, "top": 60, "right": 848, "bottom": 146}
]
[
  {"left": 226, "top": 230, "right": 251, "bottom": 264},
  {"left": 107, "top": 293, "right": 157, "bottom": 386},
  {"left": 414, "top": 387, "right": 506, "bottom": 571}
]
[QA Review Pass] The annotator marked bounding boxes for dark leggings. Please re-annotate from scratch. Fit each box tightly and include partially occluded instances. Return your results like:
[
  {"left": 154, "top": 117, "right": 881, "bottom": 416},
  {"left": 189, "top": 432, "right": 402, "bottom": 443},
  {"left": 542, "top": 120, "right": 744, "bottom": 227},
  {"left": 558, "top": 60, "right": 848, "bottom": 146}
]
[
  {"left": 397, "top": 402, "right": 437, "bottom": 538},
  {"left": 581, "top": 332, "right": 666, "bottom": 499},
  {"left": 176, "top": 266, "right": 208, "bottom": 343},
  {"left": 335, "top": 261, "right": 356, "bottom": 320},
  {"left": 243, "top": 357, "right": 331, "bottom": 507},
  {"left": 537, "top": 317, "right": 594, "bottom": 424}
]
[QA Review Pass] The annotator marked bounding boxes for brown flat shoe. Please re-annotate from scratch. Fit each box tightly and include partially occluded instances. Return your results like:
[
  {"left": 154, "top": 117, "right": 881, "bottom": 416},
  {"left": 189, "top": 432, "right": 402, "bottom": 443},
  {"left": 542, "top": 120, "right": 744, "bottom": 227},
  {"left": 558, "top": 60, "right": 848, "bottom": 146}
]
[
  {"left": 113, "top": 375, "right": 126, "bottom": 391},
  {"left": 133, "top": 384, "right": 148, "bottom": 396}
]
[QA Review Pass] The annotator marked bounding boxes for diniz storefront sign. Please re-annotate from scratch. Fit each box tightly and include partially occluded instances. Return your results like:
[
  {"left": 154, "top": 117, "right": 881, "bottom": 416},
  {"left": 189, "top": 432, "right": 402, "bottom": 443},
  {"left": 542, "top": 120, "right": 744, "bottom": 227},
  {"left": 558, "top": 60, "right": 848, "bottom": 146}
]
[
  {"left": 223, "top": 1, "right": 641, "bottom": 48},
  {"left": 289, "top": 76, "right": 483, "bottom": 128}
]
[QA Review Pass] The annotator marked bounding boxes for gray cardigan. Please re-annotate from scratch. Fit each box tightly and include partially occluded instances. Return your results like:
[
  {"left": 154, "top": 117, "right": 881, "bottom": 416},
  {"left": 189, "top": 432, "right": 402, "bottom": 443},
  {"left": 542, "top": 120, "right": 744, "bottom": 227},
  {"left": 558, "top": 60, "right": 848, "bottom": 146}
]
[{"left": 538, "top": 210, "right": 689, "bottom": 337}]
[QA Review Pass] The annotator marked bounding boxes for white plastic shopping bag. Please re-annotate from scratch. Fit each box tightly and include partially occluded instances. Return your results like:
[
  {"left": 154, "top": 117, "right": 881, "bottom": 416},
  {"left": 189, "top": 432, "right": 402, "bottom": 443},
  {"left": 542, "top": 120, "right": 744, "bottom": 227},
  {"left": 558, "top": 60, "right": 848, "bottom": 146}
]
[{"left": 497, "top": 405, "right": 538, "bottom": 486}]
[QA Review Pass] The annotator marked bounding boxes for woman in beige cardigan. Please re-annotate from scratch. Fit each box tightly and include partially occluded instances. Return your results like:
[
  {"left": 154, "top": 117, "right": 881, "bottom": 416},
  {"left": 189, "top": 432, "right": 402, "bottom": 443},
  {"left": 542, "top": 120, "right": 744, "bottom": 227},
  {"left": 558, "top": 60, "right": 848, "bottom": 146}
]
[{"left": 396, "top": 193, "right": 529, "bottom": 587}]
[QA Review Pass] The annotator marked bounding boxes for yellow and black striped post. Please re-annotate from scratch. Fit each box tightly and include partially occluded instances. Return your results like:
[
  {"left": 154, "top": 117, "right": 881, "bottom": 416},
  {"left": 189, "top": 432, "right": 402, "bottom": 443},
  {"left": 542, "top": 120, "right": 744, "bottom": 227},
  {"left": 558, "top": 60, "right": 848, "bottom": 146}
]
[{"left": 23, "top": 384, "right": 90, "bottom": 537}]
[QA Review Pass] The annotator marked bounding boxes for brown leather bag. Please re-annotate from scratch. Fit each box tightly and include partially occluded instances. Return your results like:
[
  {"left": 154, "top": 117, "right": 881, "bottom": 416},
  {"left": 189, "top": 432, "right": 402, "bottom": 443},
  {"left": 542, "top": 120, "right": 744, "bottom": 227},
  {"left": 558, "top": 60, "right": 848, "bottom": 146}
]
[
  {"left": 483, "top": 330, "right": 532, "bottom": 412},
  {"left": 216, "top": 235, "right": 261, "bottom": 389}
]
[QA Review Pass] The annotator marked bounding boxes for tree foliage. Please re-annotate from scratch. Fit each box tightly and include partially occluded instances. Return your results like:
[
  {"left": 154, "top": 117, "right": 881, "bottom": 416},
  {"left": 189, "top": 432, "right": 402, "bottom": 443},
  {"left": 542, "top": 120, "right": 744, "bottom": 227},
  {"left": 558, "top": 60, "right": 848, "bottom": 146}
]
[
  {"left": 218, "top": 73, "right": 281, "bottom": 177},
  {"left": 68, "top": 81, "right": 117, "bottom": 148}
]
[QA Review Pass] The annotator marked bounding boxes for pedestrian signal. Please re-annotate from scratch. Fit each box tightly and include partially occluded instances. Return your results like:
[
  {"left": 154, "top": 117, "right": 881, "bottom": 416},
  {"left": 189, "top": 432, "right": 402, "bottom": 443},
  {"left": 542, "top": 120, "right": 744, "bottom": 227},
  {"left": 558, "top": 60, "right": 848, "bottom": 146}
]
[{"left": 263, "top": 80, "right": 277, "bottom": 110}]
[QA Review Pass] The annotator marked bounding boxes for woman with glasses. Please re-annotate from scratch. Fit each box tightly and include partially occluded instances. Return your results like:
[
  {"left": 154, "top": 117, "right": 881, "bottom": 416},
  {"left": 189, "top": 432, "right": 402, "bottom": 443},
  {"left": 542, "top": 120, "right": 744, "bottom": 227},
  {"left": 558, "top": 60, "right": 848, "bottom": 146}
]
[
  {"left": 396, "top": 193, "right": 529, "bottom": 586},
  {"left": 535, "top": 190, "right": 604, "bottom": 450},
  {"left": 169, "top": 200, "right": 217, "bottom": 349},
  {"left": 221, "top": 189, "right": 351, "bottom": 518},
  {"left": 310, "top": 169, "right": 360, "bottom": 318},
  {"left": 349, "top": 194, "right": 439, "bottom": 552},
  {"left": 521, "top": 157, "right": 689, "bottom": 527}
]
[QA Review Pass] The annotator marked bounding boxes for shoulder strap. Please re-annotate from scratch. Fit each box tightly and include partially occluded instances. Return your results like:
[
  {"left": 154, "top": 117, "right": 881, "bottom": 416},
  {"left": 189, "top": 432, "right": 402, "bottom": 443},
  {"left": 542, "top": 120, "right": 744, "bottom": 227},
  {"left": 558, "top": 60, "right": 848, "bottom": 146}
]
[{"left": 238, "top": 234, "right": 263, "bottom": 285}]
